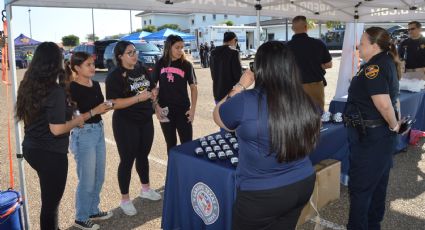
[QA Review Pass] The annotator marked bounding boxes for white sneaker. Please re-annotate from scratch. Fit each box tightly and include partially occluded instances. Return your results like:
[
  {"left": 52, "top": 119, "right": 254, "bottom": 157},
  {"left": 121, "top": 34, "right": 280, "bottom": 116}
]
[
  {"left": 120, "top": 201, "right": 137, "bottom": 216},
  {"left": 139, "top": 189, "right": 162, "bottom": 201}
]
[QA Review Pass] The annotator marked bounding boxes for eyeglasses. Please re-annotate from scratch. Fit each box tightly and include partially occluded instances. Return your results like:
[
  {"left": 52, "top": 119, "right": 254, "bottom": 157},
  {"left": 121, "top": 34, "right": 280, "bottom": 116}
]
[
  {"left": 126, "top": 50, "right": 139, "bottom": 57},
  {"left": 408, "top": 27, "right": 417, "bottom": 31}
]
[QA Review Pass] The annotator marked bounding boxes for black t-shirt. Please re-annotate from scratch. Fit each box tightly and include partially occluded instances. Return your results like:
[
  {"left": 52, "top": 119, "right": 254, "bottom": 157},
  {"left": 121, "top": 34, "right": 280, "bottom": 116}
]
[
  {"left": 347, "top": 52, "right": 399, "bottom": 120},
  {"left": 399, "top": 36, "right": 425, "bottom": 69},
  {"left": 210, "top": 45, "right": 242, "bottom": 101},
  {"left": 22, "top": 86, "right": 73, "bottom": 154},
  {"left": 287, "top": 33, "right": 332, "bottom": 84},
  {"left": 70, "top": 81, "right": 104, "bottom": 124},
  {"left": 153, "top": 59, "right": 196, "bottom": 110},
  {"left": 105, "top": 65, "right": 154, "bottom": 122}
]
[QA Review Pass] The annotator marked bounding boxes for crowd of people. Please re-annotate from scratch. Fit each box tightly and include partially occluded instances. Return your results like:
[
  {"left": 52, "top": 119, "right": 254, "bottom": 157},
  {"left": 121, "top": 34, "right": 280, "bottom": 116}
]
[{"left": 15, "top": 16, "right": 422, "bottom": 230}]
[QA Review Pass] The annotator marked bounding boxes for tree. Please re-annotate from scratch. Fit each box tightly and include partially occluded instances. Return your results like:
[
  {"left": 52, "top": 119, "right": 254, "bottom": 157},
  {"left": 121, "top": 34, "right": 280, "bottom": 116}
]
[
  {"left": 223, "top": 20, "right": 234, "bottom": 26},
  {"left": 326, "top": 21, "right": 343, "bottom": 30},
  {"left": 86, "top": 33, "right": 99, "bottom": 42},
  {"left": 108, "top": 33, "right": 127, "bottom": 39},
  {"left": 157, "top": 24, "right": 180, "bottom": 31},
  {"left": 139, "top": 25, "right": 156, "bottom": 32},
  {"left": 62, "top": 35, "right": 79, "bottom": 47}
]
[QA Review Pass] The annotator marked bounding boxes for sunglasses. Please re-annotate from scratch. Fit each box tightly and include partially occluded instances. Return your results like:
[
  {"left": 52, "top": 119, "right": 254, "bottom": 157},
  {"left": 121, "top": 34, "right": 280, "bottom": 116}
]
[
  {"left": 408, "top": 27, "right": 417, "bottom": 31},
  {"left": 126, "top": 50, "right": 139, "bottom": 57}
]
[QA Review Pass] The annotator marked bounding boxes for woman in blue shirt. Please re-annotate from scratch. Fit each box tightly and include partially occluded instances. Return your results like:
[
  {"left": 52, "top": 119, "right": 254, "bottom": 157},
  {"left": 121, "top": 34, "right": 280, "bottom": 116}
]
[{"left": 213, "top": 41, "right": 321, "bottom": 229}]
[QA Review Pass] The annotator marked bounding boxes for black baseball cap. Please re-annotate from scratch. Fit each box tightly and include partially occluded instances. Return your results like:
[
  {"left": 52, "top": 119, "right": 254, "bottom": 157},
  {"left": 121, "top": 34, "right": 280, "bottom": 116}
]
[{"left": 223, "top": 31, "right": 237, "bottom": 42}]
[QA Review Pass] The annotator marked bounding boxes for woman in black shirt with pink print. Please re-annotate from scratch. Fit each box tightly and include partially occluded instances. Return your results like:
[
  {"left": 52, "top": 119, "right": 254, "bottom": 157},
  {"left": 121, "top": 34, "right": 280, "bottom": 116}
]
[{"left": 153, "top": 35, "right": 198, "bottom": 152}]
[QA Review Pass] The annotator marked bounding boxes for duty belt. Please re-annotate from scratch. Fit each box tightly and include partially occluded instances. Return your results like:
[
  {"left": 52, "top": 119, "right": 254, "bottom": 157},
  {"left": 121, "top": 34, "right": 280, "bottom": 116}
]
[
  {"left": 406, "top": 67, "right": 425, "bottom": 72},
  {"left": 343, "top": 116, "right": 386, "bottom": 128}
]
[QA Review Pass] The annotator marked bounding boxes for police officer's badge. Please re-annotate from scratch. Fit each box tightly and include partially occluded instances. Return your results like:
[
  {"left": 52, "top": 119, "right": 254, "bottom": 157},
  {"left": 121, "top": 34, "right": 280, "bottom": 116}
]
[{"left": 365, "top": 65, "right": 379, "bottom": 79}]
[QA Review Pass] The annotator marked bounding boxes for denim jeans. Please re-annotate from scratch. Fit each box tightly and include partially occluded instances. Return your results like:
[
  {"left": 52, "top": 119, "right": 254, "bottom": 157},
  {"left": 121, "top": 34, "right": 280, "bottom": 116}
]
[{"left": 70, "top": 121, "right": 106, "bottom": 221}]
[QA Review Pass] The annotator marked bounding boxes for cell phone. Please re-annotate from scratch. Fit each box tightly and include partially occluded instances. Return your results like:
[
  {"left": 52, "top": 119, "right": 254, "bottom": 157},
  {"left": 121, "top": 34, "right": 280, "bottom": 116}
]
[
  {"left": 249, "top": 61, "right": 254, "bottom": 72},
  {"left": 398, "top": 116, "right": 415, "bottom": 134}
]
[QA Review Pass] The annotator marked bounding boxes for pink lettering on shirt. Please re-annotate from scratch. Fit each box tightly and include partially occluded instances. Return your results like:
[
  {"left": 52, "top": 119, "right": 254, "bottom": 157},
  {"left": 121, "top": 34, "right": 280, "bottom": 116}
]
[{"left": 161, "top": 67, "right": 185, "bottom": 83}]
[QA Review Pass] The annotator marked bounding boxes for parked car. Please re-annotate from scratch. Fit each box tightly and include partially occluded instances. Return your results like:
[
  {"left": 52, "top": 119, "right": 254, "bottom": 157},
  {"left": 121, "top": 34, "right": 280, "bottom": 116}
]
[
  {"left": 103, "top": 41, "right": 162, "bottom": 72},
  {"left": 71, "top": 39, "right": 118, "bottom": 69},
  {"left": 0, "top": 50, "right": 27, "bottom": 69}
]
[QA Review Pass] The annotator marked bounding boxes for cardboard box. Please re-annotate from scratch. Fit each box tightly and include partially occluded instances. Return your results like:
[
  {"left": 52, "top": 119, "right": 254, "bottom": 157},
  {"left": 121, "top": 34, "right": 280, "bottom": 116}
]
[{"left": 297, "top": 159, "right": 341, "bottom": 226}]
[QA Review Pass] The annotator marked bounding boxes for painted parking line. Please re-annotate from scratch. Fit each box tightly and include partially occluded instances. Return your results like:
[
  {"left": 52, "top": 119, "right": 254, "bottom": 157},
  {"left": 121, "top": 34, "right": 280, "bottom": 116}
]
[{"left": 105, "top": 137, "right": 168, "bottom": 167}]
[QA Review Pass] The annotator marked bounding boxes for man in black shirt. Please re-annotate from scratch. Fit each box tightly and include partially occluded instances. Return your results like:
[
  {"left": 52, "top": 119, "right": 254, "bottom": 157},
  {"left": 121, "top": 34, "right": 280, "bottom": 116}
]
[
  {"left": 398, "top": 21, "right": 425, "bottom": 79},
  {"left": 210, "top": 31, "right": 242, "bottom": 102},
  {"left": 287, "top": 15, "right": 332, "bottom": 111}
]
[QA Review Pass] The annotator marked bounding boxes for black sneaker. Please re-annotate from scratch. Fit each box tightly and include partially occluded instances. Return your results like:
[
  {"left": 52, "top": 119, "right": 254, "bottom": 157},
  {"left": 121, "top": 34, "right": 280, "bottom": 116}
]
[
  {"left": 89, "top": 211, "right": 113, "bottom": 220},
  {"left": 74, "top": 220, "right": 100, "bottom": 230}
]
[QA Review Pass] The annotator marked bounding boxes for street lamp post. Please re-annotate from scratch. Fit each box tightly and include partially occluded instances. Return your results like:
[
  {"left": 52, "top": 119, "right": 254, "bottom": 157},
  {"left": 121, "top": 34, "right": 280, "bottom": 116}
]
[
  {"left": 130, "top": 10, "right": 133, "bottom": 34},
  {"left": 28, "top": 8, "right": 32, "bottom": 38},
  {"left": 92, "top": 8, "right": 95, "bottom": 42}
]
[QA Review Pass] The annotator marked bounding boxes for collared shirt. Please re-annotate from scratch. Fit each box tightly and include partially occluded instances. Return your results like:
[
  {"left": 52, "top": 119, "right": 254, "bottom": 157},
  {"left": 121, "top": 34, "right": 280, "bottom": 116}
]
[
  {"left": 399, "top": 36, "right": 425, "bottom": 69},
  {"left": 287, "top": 33, "right": 332, "bottom": 84},
  {"left": 347, "top": 52, "right": 399, "bottom": 120}
]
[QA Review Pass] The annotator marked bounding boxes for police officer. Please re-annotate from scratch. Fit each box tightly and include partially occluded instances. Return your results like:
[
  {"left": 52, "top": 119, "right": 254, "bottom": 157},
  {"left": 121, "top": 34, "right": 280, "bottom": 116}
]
[
  {"left": 345, "top": 27, "right": 402, "bottom": 230},
  {"left": 398, "top": 21, "right": 425, "bottom": 77}
]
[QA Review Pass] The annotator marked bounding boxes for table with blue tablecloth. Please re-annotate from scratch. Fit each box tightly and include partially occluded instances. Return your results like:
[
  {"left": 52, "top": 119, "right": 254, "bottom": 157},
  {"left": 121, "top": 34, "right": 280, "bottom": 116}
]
[
  {"left": 329, "top": 90, "right": 425, "bottom": 151},
  {"left": 161, "top": 122, "right": 348, "bottom": 230}
]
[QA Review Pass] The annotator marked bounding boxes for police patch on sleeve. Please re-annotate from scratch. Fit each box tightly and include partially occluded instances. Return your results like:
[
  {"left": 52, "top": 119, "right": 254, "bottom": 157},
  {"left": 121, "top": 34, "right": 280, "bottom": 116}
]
[{"left": 365, "top": 65, "right": 380, "bottom": 79}]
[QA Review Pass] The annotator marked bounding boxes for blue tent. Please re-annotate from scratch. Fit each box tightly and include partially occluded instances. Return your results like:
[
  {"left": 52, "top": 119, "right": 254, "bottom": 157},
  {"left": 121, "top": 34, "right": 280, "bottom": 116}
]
[
  {"left": 143, "top": 28, "right": 195, "bottom": 41},
  {"left": 120, "top": 31, "right": 152, "bottom": 41},
  {"left": 14, "top": 34, "right": 41, "bottom": 46}
]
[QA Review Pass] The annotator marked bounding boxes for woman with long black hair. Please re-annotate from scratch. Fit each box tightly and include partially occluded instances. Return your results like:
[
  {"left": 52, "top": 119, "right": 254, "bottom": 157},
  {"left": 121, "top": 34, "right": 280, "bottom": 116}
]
[
  {"left": 16, "top": 42, "right": 85, "bottom": 230},
  {"left": 213, "top": 41, "right": 320, "bottom": 229},
  {"left": 105, "top": 41, "right": 161, "bottom": 217},
  {"left": 153, "top": 35, "right": 197, "bottom": 153}
]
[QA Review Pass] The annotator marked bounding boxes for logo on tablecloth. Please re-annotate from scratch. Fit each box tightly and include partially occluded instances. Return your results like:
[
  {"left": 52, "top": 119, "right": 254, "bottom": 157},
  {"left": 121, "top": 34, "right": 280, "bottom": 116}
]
[{"left": 191, "top": 182, "right": 219, "bottom": 225}]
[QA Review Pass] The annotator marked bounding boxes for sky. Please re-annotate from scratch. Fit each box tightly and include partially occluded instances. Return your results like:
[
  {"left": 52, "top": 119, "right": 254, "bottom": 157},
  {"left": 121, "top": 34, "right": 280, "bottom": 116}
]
[{"left": 0, "top": 1, "right": 142, "bottom": 43}]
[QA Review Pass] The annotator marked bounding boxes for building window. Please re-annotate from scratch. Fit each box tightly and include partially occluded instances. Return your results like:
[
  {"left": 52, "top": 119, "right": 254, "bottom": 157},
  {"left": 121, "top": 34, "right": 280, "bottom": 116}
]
[
  {"left": 144, "top": 20, "right": 147, "bottom": 25},
  {"left": 191, "top": 19, "right": 195, "bottom": 25},
  {"left": 149, "top": 19, "right": 152, "bottom": 25},
  {"left": 224, "top": 14, "right": 228, "bottom": 19},
  {"left": 202, "top": 16, "right": 206, "bottom": 22},
  {"left": 213, "top": 14, "right": 216, "bottom": 20}
]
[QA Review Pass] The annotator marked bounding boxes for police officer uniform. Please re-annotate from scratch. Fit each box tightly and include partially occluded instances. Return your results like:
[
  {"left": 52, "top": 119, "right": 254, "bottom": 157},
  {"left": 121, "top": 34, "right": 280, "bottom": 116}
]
[
  {"left": 399, "top": 35, "right": 425, "bottom": 72},
  {"left": 344, "top": 51, "right": 399, "bottom": 230}
]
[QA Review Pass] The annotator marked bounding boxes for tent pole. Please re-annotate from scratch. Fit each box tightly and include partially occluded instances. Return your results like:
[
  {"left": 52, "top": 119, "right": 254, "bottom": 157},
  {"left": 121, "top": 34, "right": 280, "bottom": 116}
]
[
  {"left": 255, "top": 1, "right": 262, "bottom": 49},
  {"left": 5, "top": 2, "right": 31, "bottom": 230}
]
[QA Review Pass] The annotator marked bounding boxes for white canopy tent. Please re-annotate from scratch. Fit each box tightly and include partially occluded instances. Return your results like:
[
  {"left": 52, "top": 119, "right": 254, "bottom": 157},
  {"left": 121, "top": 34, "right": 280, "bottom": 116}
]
[
  {"left": 6, "top": 0, "right": 425, "bottom": 22},
  {"left": 3, "top": 1, "right": 425, "bottom": 229}
]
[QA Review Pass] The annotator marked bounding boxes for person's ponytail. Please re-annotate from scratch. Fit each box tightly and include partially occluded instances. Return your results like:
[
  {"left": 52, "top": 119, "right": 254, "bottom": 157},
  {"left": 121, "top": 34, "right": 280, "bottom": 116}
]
[{"left": 388, "top": 43, "right": 402, "bottom": 80}]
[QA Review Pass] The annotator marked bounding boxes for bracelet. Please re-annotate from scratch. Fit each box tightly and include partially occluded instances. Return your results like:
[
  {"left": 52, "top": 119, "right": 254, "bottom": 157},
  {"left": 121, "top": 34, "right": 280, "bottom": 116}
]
[
  {"left": 389, "top": 123, "right": 399, "bottom": 132},
  {"left": 89, "top": 109, "right": 94, "bottom": 118},
  {"left": 234, "top": 82, "right": 246, "bottom": 91}
]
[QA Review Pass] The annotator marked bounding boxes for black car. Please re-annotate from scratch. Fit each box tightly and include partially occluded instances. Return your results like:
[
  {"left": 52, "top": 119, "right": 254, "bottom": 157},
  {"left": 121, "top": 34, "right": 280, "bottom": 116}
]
[
  {"left": 103, "top": 42, "right": 162, "bottom": 72},
  {"left": 69, "top": 39, "right": 118, "bottom": 69}
]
